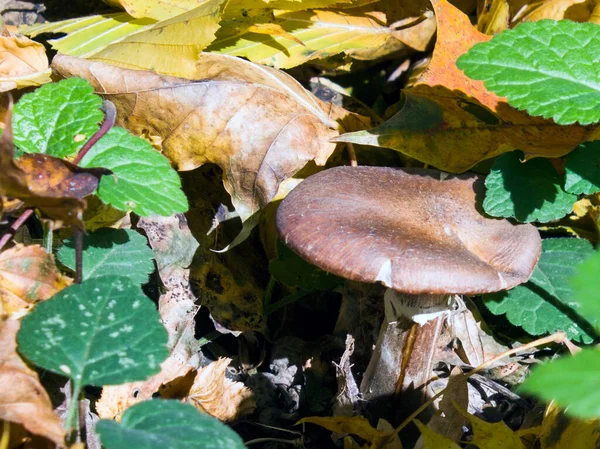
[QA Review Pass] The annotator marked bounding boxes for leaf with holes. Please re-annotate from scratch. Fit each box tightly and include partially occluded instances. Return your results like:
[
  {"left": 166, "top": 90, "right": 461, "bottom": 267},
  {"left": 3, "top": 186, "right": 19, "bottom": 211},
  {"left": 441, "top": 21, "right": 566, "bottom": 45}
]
[
  {"left": 57, "top": 228, "right": 155, "bottom": 285},
  {"left": 95, "top": 400, "right": 245, "bottom": 449},
  {"left": 17, "top": 275, "right": 168, "bottom": 388},
  {"left": 483, "top": 238, "right": 597, "bottom": 343},
  {"left": 78, "top": 127, "right": 188, "bottom": 217},
  {"left": 12, "top": 77, "right": 103, "bottom": 157}
]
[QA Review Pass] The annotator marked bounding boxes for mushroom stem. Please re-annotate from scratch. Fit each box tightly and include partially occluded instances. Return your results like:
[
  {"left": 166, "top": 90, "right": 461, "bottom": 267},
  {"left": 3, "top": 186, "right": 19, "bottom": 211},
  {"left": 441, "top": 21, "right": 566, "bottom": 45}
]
[{"left": 360, "top": 290, "right": 454, "bottom": 411}]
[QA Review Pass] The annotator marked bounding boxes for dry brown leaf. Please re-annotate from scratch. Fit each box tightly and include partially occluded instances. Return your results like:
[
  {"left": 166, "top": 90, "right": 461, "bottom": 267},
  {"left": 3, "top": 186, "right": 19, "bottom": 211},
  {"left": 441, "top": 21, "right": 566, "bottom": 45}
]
[
  {"left": 51, "top": 53, "right": 370, "bottom": 224},
  {"left": 0, "top": 25, "right": 50, "bottom": 92},
  {"left": 0, "top": 318, "right": 66, "bottom": 446},
  {"left": 515, "top": 0, "right": 594, "bottom": 22},
  {"left": 0, "top": 109, "right": 110, "bottom": 229},
  {"left": 0, "top": 244, "right": 71, "bottom": 318},
  {"left": 187, "top": 358, "right": 255, "bottom": 421}
]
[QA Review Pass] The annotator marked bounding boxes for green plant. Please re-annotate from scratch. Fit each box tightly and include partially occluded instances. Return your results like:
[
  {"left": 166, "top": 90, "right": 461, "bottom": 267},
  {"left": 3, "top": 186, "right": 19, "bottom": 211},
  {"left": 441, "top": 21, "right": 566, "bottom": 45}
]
[{"left": 459, "top": 19, "right": 600, "bottom": 419}]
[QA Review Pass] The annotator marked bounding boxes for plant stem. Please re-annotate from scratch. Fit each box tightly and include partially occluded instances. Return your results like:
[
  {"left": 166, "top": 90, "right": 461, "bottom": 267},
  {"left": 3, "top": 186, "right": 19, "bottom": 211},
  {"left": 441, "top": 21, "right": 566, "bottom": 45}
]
[
  {"left": 74, "top": 229, "right": 83, "bottom": 284},
  {"left": 43, "top": 221, "right": 53, "bottom": 253},
  {"left": 72, "top": 100, "right": 116, "bottom": 166},
  {"left": 0, "top": 208, "right": 33, "bottom": 251},
  {"left": 0, "top": 420, "right": 10, "bottom": 449},
  {"left": 65, "top": 381, "right": 83, "bottom": 439}
]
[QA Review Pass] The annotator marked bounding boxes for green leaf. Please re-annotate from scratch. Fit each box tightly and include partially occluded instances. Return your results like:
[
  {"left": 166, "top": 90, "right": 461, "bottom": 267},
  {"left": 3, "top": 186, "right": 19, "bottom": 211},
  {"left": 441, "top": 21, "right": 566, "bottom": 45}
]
[
  {"left": 78, "top": 127, "right": 188, "bottom": 216},
  {"left": 457, "top": 20, "right": 600, "bottom": 125},
  {"left": 484, "top": 151, "right": 576, "bottom": 222},
  {"left": 13, "top": 78, "right": 103, "bottom": 157},
  {"left": 269, "top": 241, "right": 343, "bottom": 291},
  {"left": 17, "top": 275, "right": 168, "bottom": 386},
  {"left": 521, "top": 349, "right": 600, "bottom": 419},
  {"left": 564, "top": 141, "right": 600, "bottom": 195},
  {"left": 95, "top": 400, "right": 245, "bottom": 449},
  {"left": 483, "top": 238, "right": 597, "bottom": 343},
  {"left": 57, "top": 228, "right": 155, "bottom": 285},
  {"left": 571, "top": 250, "right": 600, "bottom": 330}
]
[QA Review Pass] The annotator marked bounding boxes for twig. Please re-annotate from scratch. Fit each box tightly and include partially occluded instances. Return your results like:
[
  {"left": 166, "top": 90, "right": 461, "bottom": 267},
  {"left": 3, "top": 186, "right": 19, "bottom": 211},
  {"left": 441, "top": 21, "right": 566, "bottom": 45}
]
[
  {"left": 0, "top": 208, "right": 33, "bottom": 251},
  {"left": 346, "top": 142, "right": 358, "bottom": 166},
  {"left": 383, "top": 331, "right": 568, "bottom": 447},
  {"left": 72, "top": 100, "right": 117, "bottom": 165}
]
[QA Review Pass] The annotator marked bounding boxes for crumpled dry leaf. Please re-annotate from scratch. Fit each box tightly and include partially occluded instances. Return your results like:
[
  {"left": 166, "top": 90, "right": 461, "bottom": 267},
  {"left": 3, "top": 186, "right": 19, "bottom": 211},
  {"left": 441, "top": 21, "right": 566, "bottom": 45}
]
[
  {"left": 51, "top": 53, "right": 370, "bottom": 225},
  {"left": 0, "top": 24, "right": 51, "bottom": 92},
  {"left": 0, "top": 318, "right": 66, "bottom": 446},
  {"left": 0, "top": 244, "right": 71, "bottom": 318},
  {"left": 187, "top": 357, "right": 255, "bottom": 421},
  {"left": 514, "top": 0, "right": 594, "bottom": 23},
  {"left": 0, "top": 109, "right": 110, "bottom": 229},
  {"left": 476, "top": 0, "right": 509, "bottom": 34}
]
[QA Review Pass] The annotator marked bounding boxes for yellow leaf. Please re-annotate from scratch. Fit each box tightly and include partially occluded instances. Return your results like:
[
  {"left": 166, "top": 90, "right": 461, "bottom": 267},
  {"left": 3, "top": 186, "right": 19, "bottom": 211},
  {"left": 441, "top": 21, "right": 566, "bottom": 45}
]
[
  {"left": 453, "top": 401, "right": 525, "bottom": 449},
  {"left": 476, "top": 0, "right": 509, "bottom": 35},
  {"left": 515, "top": 0, "right": 593, "bottom": 23},
  {"left": 103, "top": 0, "right": 198, "bottom": 19},
  {"left": 539, "top": 402, "right": 600, "bottom": 449},
  {"left": 188, "top": 358, "right": 255, "bottom": 421},
  {"left": 0, "top": 26, "right": 50, "bottom": 91},
  {"left": 0, "top": 318, "right": 66, "bottom": 446},
  {"left": 246, "top": 23, "right": 306, "bottom": 46},
  {"left": 24, "top": 0, "right": 227, "bottom": 79},
  {"left": 413, "top": 420, "right": 461, "bottom": 449},
  {"left": 0, "top": 245, "right": 71, "bottom": 318}
]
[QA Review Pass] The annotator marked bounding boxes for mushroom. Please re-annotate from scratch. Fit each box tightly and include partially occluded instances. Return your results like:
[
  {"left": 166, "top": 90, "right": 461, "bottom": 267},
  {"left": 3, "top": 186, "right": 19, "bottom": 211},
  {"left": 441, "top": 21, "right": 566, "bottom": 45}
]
[{"left": 275, "top": 166, "right": 541, "bottom": 413}]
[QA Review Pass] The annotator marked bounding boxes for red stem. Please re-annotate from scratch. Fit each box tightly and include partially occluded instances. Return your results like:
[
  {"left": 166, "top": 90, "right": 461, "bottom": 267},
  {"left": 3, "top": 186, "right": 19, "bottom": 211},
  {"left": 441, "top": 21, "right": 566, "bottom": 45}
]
[
  {"left": 0, "top": 208, "right": 34, "bottom": 251},
  {"left": 72, "top": 100, "right": 116, "bottom": 165}
]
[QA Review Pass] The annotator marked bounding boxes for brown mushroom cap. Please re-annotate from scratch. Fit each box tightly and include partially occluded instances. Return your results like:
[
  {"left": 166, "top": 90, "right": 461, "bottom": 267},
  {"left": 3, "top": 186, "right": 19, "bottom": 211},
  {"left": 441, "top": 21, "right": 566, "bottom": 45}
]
[{"left": 276, "top": 166, "right": 541, "bottom": 295}]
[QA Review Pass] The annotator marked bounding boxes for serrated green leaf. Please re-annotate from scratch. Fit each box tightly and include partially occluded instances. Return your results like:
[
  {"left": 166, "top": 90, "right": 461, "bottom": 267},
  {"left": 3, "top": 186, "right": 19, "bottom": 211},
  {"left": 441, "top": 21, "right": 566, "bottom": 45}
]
[
  {"left": 483, "top": 238, "right": 597, "bottom": 343},
  {"left": 57, "top": 228, "right": 155, "bottom": 284},
  {"left": 571, "top": 249, "right": 600, "bottom": 330},
  {"left": 457, "top": 20, "right": 600, "bottom": 125},
  {"left": 564, "top": 141, "right": 600, "bottom": 195},
  {"left": 484, "top": 151, "right": 576, "bottom": 222},
  {"left": 96, "top": 400, "right": 245, "bottom": 449},
  {"left": 270, "top": 240, "right": 343, "bottom": 291},
  {"left": 13, "top": 77, "right": 103, "bottom": 157},
  {"left": 78, "top": 127, "right": 188, "bottom": 216},
  {"left": 521, "top": 349, "right": 600, "bottom": 419},
  {"left": 17, "top": 275, "right": 168, "bottom": 386}
]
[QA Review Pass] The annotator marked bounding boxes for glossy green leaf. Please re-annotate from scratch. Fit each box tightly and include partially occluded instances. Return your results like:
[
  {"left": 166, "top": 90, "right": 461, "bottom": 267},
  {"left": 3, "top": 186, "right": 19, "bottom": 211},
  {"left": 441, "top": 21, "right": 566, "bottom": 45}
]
[
  {"left": 458, "top": 20, "right": 600, "bottom": 125},
  {"left": 521, "top": 349, "right": 600, "bottom": 419},
  {"left": 96, "top": 400, "right": 245, "bottom": 449},
  {"left": 484, "top": 152, "right": 576, "bottom": 222},
  {"left": 17, "top": 275, "right": 168, "bottom": 386},
  {"left": 12, "top": 77, "right": 103, "bottom": 157},
  {"left": 564, "top": 141, "right": 600, "bottom": 195},
  {"left": 57, "top": 228, "right": 155, "bottom": 284},
  {"left": 78, "top": 127, "right": 188, "bottom": 216},
  {"left": 483, "top": 238, "right": 597, "bottom": 343}
]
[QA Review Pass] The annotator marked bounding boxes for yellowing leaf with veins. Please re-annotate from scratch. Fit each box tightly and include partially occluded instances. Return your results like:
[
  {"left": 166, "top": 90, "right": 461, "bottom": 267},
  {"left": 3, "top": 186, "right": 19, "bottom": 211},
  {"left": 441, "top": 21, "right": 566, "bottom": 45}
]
[
  {"left": 24, "top": 0, "right": 227, "bottom": 78},
  {"left": 0, "top": 318, "right": 66, "bottom": 446},
  {"left": 207, "top": 9, "right": 395, "bottom": 69},
  {"left": 0, "top": 245, "right": 71, "bottom": 318},
  {"left": 188, "top": 358, "right": 255, "bottom": 421},
  {"left": 102, "top": 0, "right": 197, "bottom": 19},
  {"left": 0, "top": 25, "right": 50, "bottom": 91},
  {"left": 413, "top": 420, "right": 461, "bottom": 449}
]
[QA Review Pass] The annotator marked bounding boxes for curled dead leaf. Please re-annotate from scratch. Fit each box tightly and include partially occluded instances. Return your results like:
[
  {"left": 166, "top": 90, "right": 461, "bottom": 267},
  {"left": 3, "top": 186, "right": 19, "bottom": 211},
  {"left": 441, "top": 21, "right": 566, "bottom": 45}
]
[
  {"left": 0, "top": 318, "right": 66, "bottom": 446},
  {"left": 187, "top": 358, "right": 255, "bottom": 422},
  {"left": 0, "top": 244, "right": 71, "bottom": 318}
]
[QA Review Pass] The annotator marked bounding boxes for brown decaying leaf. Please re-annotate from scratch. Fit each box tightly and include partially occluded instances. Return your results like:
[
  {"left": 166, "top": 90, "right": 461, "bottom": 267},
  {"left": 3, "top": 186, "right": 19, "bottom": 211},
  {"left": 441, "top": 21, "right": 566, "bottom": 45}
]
[
  {"left": 0, "top": 244, "right": 71, "bottom": 318},
  {"left": 0, "top": 109, "right": 110, "bottom": 229},
  {"left": 51, "top": 53, "right": 370, "bottom": 222},
  {"left": 187, "top": 358, "right": 255, "bottom": 422},
  {"left": 0, "top": 318, "right": 66, "bottom": 446}
]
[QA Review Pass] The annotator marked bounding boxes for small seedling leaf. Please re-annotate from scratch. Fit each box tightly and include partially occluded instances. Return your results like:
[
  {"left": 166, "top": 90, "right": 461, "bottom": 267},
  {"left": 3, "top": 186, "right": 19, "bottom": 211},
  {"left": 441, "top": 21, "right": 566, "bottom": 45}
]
[
  {"left": 78, "top": 127, "right": 188, "bottom": 216},
  {"left": 564, "top": 142, "right": 600, "bottom": 195},
  {"left": 17, "top": 275, "right": 168, "bottom": 386},
  {"left": 12, "top": 77, "right": 103, "bottom": 157},
  {"left": 484, "top": 152, "right": 576, "bottom": 222},
  {"left": 58, "top": 228, "right": 155, "bottom": 284},
  {"left": 483, "top": 238, "right": 597, "bottom": 343},
  {"left": 95, "top": 400, "right": 245, "bottom": 449},
  {"left": 458, "top": 20, "right": 600, "bottom": 125},
  {"left": 521, "top": 348, "right": 600, "bottom": 419}
]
